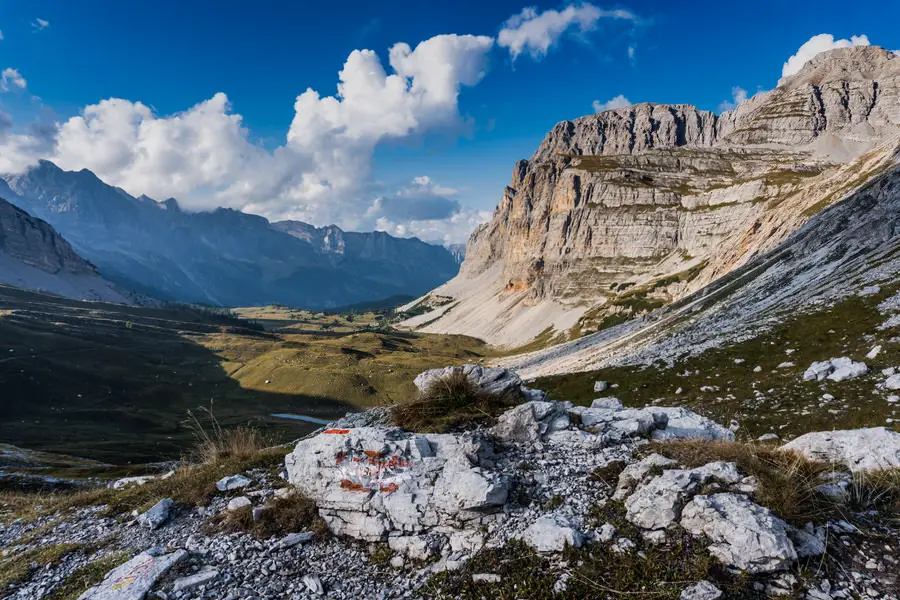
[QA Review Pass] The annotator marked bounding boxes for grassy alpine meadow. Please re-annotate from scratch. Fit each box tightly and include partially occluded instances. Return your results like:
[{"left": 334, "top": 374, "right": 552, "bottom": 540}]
[
  {"left": 532, "top": 284, "right": 900, "bottom": 441},
  {"left": 0, "top": 286, "right": 488, "bottom": 465}
]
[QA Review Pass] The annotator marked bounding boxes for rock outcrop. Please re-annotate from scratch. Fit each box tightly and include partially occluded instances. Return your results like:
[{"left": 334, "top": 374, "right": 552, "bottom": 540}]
[
  {"left": 0, "top": 198, "right": 134, "bottom": 303},
  {"left": 782, "top": 427, "right": 900, "bottom": 472},
  {"left": 404, "top": 46, "right": 900, "bottom": 347}
]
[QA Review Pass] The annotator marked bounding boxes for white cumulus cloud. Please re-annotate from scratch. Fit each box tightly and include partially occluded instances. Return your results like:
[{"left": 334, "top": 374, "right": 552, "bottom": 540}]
[
  {"left": 592, "top": 94, "right": 631, "bottom": 113},
  {"left": 31, "top": 18, "right": 50, "bottom": 32},
  {"left": 1, "top": 68, "right": 27, "bottom": 91},
  {"left": 0, "top": 34, "right": 495, "bottom": 244},
  {"left": 498, "top": 3, "right": 637, "bottom": 61},
  {"left": 781, "top": 33, "right": 870, "bottom": 79},
  {"left": 717, "top": 86, "right": 748, "bottom": 112}
]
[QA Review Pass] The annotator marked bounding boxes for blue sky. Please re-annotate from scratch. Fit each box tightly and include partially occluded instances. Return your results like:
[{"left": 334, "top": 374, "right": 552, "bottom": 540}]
[{"left": 1, "top": 0, "right": 899, "bottom": 243}]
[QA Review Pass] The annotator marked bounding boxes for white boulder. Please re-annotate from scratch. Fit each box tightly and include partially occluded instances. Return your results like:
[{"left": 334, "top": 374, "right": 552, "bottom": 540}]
[
  {"left": 136, "top": 498, "right": 172, "bottom": 530},
  {"left": 803, "top": 358, "right": 868, "bottom": 382},
  {"left": 680, "top": 493, "right": 797, "bottom": 573},
  {"left": 111, "top": 475, "right": 156, "bottom": 490},
  {"left": 285, "top": 427, "right": 506, "bottom": 541},
  {"left": 624, "top": 462, "right": 743, "bottom": 530},
  {"left": 803, "top": 361, "right": 834, "bottom": 382},
  {"left": 647, "top": 407, "right": 735, "bottom": 442},
  {"left": 884, "top": 373, "right": 900, "bottom": 390},
  {"left": 227, "top": 496, "right": 252, "bottom": 511},
  {"left": 782, "top": 427, "right": 900, "bottom": 472},
  {"left": 826, "top": 357, "right": 868, "bottom": 382},
  {"left": 680, "top": 580, "right": 723, "bottom": 600},
  {"left": 216, "top": 474, "right": 251, "bottom": 491},
  {"left": 77, "top": 549, "right": 187, "bottom": 600},
  {"left": 490, "top": 401, "right": 570, "bottom": 443},
  {"left": 173, "top": 567, "right": 219, "bottom": 592},
  {"left": 593, "top": 381, "right": 609, "bottom": 392},
  {"left": 520, "top": 514, "right": 584, "bottom": 553},
  {"left": 613, "top": 453, "right": 678, "bottom": 501},
  {"left": 414, "top": 365, "right": 529, "bottom": 398},
  {"left": 590, "top": 397, "right": 622, "bottom": 410}
]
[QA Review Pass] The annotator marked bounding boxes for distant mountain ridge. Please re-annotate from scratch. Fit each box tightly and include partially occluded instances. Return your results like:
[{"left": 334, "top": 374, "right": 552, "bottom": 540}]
[
  {"left": 0, "top": 161, "right": 460, "bottom": 308},
  {"left": 0, "top": 197, "right": 134, "bottom": 303}
]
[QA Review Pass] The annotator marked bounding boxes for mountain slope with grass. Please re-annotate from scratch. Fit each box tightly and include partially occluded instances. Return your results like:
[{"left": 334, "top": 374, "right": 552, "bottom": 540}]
[{"left": 402, "top": 46, "right": 900, "bottom": 347}]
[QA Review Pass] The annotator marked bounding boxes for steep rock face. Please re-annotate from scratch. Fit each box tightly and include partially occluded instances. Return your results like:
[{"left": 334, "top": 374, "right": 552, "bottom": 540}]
[
  {"left": 0, "top": 198, "right": 134, "bottom": 303},
  {"left": 0, "top": 198, "right": 95, "bottom": 275},
  {"left": 1, "top": 164, "right": 460, "bottom": 308},
  {"left": 407, "top": 46, "right": 900, "bottom": 346}
]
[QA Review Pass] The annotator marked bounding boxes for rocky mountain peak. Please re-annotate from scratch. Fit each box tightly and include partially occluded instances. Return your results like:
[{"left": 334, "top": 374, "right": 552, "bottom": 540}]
[
  {"left": 0, "top": 198, "right": 96, "bottom": 276},
  {"left": 778, "top": 45, "right": 899, "bottom": 88},
  {"left": 405, "top": 45, "right": 900, "bottom": 347}
]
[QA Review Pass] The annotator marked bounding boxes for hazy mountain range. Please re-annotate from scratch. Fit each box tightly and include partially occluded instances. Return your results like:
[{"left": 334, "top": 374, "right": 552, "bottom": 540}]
[{"left": 0, "top": 161, "right": 460, "bottom": 308}]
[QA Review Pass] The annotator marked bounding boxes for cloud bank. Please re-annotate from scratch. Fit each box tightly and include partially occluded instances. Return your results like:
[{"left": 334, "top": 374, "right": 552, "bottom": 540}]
[
  {"left": 717, "top": 86, "right": 748, "bottom": 112},
  {"left": 782, "top": 33, "right": 870, "bottom": 79},
  {"left": 592, "top": 94, "right": 631, "bottom": 113},
  {"left": 0, "top": 34, "right": 495, "bottom": 243},
  {"left": 498, "top": 3, "right": 637, "bottom": 61}
]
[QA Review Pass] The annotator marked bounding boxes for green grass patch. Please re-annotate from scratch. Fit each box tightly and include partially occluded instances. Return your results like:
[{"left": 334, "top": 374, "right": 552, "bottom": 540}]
[
  {"left": 0, "top": 542, "right": 92, "bottom": 589},
  {"left": 533, "top": 284, "right": 900, "bottom": 440}
]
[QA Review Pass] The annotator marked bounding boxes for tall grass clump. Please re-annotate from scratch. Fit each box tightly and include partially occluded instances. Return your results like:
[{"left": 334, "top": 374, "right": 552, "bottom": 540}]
[
  {"left": 186, "top": 403, "right": 268, "bottom": 464},
  {"left": 392, "top": 369, "right": 520, "bottom": 433}
]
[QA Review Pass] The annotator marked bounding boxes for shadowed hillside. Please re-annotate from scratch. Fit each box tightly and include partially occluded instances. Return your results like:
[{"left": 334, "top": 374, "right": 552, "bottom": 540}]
[{"left": 0, "top": 286, "right": 487, "bottom": 463}]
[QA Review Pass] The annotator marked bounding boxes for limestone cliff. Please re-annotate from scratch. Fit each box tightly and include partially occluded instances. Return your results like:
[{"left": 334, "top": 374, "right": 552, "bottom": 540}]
[
  {"left": 0, "top": 198, "right": 134, "bottom": 303},
  {"left": 403, "top": 46, "right": 900, "bottom": 347}
]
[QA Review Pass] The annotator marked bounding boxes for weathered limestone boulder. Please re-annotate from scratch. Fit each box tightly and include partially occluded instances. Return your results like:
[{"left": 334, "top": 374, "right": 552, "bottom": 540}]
[
  {"left": 285, "top": 427, "right": 507, "bottom": 541},
  {"left": 826, "top": 357, "right": 869, "bottom": 382},
  {"left": 591, "top": 397, "right": 622, "bottom": 410},
  {"left": 802, "top": 357, "right": 868, "bottom": 382},
  {"left": 782, "top": 427, "right": 900, "bottom": 472},
  {"left": 78, "top": 549, "right": 187, "bottom": 600},
  {"left": 216, "top": 474, "right": 251, "bottom": 491},
  {"left": 803, "top": 361, "right": 834, "bottom": 382},
  {"left": 173, "top": 567, "right": 219, "bottom": 593},
  {"left": 884, "top": 373, "right": 900, "bottom": 390},
  {"left": 624, "top": 462, "right": 743, "bottom": 530},
  {"left": 489, "top": 400, "right": 571, "bottom": 444},
  {"left": 577, "top": 406, "right": 665, "bottom": 438},
  {"left": 520, "top": 514, "right": 584, "bottom": 553},
  {"left": 680, "top": 493, "right": 797, "bottom": 573},
  {"left": 648, "top": 407, "right": 735, "bottom": 442},
  {"left": 414, "top": 365, "right": 542, "bottom": 399},
  {"left": 136, "top": 498, "right": 172, "bottom": 530},
  {"left": 680, "top": 580, "right": 723, "bottom": 600},
  {"left": 613, "top": 453, "right": 678, "bottom": 501}
]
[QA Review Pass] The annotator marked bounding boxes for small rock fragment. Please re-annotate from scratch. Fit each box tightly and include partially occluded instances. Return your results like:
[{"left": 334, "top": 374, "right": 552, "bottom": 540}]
[
  {"left": 137, "top": 498, "right": 173, "bottom": 530},
  {"left": 680, "top": 580, "right": 723, "bottom": 600}
]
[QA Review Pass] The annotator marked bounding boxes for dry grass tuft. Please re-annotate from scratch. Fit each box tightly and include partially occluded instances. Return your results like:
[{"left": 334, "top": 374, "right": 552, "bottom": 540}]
[
  {"left": 208, "top": 492, "right": 327, "bottom": 539},
  {"left": 648, "top": 440, "right": 844, "bottom": 525},
  {"left": 849, "top": 468, "right": 900, "bottom": 515},
  {"left": 391, "top": 369, "right": 520, "bottom": 433},
  {"left": 186, "top": 404, "right": 270, "bottom": 464}
]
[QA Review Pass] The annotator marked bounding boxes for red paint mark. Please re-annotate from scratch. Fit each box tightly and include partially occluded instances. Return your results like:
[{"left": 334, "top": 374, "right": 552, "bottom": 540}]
[
  {"left": 324, "top": 429, "right": 350, "bottom": 434},
  {"left": 379, "top": 483, "right": 399, "bottom": 493},
  {"left": 340, "top": 479, "right": 367, "bottom": 492}
]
